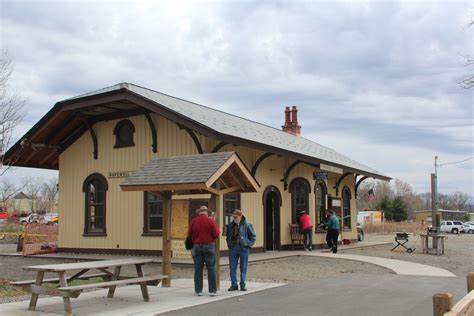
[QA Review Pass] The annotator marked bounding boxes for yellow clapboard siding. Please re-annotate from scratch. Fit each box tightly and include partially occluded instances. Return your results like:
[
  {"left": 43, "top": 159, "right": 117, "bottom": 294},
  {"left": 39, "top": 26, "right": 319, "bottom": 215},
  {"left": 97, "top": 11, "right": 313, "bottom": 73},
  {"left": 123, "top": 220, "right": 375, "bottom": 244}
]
[{"left": 59, "top": 114, "right": 359, "bottom": 252}]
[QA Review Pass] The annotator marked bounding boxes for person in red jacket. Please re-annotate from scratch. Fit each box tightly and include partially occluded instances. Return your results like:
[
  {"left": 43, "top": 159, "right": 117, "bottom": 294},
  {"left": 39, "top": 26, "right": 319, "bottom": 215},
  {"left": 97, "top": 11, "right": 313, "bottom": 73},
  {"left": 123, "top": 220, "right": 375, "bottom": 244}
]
[
  {"left": 298, "top": 210, "right": 313, "bottom": 251},
  {"left": 187, "top": 206, "right": 220, "bottom": 296}
]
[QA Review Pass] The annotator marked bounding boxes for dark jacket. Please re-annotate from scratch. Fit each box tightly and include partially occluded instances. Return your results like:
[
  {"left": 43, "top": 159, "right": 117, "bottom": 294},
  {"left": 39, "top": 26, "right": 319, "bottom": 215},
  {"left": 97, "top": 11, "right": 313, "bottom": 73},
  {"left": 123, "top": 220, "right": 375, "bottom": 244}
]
[{"left": 226, "top": 216, "right": 256, "bottom": 248}]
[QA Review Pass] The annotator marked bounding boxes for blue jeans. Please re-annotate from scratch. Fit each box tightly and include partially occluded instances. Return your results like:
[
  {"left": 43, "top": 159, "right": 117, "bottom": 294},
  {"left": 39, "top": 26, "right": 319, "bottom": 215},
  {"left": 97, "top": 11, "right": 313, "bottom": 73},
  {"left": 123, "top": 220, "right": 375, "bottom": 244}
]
[
  {"left": 192, "top": 244, "right": 217, "bottom": 293},
  {"left": 229, "top": 244, "right": 249, "bottom": 288}
]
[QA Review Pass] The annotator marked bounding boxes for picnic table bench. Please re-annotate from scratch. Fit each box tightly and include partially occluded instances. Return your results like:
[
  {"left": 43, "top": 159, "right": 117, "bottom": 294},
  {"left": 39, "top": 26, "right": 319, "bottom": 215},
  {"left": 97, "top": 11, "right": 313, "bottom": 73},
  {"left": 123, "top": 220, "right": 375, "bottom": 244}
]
[{"left": 9, "top": 258, "right": 168, "bottom": 315}]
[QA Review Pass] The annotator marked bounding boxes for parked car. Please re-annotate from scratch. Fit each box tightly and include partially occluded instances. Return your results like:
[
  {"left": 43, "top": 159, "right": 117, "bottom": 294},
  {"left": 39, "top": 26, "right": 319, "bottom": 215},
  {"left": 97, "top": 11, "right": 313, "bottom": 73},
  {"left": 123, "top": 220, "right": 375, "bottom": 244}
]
[
  {"left": 439, "top": 220, "right": 464, "bottom": 234},
  {"left": 19, "top": 213, "right": 40, "bottom": 224},
  {"left": 357, "top": 224, "right": 364, "bottom": 242},
  {"left": 462, "top": 223, "right": 474, "bottom": 234},
  {"left": 43, "top": 213, "right": 58, "bottom": 225}
]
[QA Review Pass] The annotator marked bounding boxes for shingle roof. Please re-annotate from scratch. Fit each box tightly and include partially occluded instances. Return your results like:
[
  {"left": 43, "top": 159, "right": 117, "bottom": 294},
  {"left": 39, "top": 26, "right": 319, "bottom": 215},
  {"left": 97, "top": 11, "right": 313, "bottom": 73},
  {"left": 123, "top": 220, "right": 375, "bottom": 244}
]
[
  {"left": 69, "top": 82, "right": 389, "bottom": 180},
  {"left": 121, "top": 152, "right": 234, "bottom": 186}
]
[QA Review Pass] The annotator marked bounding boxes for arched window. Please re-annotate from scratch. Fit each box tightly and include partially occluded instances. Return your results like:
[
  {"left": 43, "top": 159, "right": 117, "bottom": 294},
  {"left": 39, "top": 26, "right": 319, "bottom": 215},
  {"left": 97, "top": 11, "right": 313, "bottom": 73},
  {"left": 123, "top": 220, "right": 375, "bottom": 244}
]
[
  {"left": 143, "top": 192, "right": 163, "bottom": 235},
  {"left": 290, "top": 178, "right": 310, "bottom": 223},
  {"left": 315, "top": 181, "right": 327, "bottom": 224},
  {"left": 342, "top": 186, "right": 352, "bottom": 230},
  {"left": 113, "top": 119, "right": 135, "bottom": 148},
  {"left": 83, "top": 173, "right": 108, "bottom": 236}
]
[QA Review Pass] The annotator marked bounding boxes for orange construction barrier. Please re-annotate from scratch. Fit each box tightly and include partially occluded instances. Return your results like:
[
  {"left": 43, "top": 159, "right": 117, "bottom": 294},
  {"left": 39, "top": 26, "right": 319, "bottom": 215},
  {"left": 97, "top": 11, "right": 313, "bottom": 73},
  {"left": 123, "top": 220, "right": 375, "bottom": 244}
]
[{"left": 22, "top": 224, "right": 58, "bottom": 256}]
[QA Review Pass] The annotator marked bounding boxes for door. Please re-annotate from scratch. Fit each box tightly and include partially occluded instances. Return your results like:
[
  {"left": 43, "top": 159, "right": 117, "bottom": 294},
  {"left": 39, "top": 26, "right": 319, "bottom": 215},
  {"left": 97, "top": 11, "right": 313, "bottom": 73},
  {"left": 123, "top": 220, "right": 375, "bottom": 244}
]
[{"left": 264, "top": 189, "right": 281, "bottom": 251}]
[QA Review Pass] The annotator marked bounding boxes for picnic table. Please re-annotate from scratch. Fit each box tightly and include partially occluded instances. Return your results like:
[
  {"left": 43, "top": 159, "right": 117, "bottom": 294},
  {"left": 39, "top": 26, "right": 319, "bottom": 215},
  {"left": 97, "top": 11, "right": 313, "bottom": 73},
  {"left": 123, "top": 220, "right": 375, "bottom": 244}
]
[
  {"left": 10, "top": 258, "right": 168, "bottom": 315},
  {"left": 420, "top": 233, "right": 447, "bottom": 255}
]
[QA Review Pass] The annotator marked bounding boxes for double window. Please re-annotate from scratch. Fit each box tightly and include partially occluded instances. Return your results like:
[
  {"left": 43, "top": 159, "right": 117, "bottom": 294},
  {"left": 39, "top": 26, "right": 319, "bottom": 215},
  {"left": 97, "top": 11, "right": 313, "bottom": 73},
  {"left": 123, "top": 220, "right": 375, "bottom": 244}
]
[
  {"left": 83, "top": 173, "right": 108, "bottom": 236},
  {"left": 143, "top": 192, "right": 163, "bottom": 235},
  {"left": 342, "top": 186, "right": 352, "bottom": 230},
  {"left": 290, "top": 178, "right": 310, "bottom": 223}
]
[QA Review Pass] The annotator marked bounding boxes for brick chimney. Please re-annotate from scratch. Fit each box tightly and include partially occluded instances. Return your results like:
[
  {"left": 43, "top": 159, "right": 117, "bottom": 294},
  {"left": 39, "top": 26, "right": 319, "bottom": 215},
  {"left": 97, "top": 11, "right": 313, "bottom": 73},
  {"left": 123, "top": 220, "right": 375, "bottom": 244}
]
[{"left": 282, "top": 105, "right": 301, "bottom": 136}]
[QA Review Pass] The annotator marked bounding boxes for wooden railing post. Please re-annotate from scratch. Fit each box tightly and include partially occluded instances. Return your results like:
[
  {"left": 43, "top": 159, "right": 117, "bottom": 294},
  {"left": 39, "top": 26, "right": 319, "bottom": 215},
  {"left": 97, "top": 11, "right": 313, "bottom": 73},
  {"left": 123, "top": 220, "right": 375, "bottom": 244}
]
[
  {"left": 468, "top": 272, "right": 474, "bottom": 293},
  {"left": 161, "top": 191, "right": 172, "bottom": 287},
  {"left": 433, "top": 293, "right": 453, "bottom": 316}
]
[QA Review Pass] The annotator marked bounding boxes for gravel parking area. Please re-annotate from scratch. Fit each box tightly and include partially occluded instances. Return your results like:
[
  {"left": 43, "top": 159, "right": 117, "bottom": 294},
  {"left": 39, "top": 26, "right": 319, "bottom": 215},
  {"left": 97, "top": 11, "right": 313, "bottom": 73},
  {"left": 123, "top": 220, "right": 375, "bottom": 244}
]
[
  {"left": 344, "top": 233, "right": 474, "bottom": 276},
  {"left": 0, "top": 253, "right": 391, "bottom": 303}
]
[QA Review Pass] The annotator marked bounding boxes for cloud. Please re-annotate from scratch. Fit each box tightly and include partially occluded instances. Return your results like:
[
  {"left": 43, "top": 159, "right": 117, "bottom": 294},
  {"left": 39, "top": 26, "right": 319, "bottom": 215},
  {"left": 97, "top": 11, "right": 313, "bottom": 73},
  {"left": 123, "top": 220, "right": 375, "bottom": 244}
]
[{"left": 0, "top": 0, "right": 472, "bottom": 195}]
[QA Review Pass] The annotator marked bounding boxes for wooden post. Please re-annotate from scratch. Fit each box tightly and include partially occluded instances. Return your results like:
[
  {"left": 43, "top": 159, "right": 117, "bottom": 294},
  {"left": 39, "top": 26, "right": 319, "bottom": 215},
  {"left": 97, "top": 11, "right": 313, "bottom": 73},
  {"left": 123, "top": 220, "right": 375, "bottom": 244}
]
[
  {"left": 210, "top": 193, "right": 222, "bottom": 291},
  {"left": 162, "top": 191, "right": 172, "bottom": 287},
  {"left": 467, "top": 272, "right": 474, "bottom": 293},
  {"left": 433, "top": 293, "right": 453, "bottom": 316}
]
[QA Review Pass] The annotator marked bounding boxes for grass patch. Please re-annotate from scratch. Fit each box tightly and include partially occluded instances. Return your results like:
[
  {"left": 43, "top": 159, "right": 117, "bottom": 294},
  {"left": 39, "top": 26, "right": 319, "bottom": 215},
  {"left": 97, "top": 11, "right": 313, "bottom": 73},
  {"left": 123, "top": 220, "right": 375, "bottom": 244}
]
[{"left": 0, "top": 284, "right": 26, "bottom": 298}]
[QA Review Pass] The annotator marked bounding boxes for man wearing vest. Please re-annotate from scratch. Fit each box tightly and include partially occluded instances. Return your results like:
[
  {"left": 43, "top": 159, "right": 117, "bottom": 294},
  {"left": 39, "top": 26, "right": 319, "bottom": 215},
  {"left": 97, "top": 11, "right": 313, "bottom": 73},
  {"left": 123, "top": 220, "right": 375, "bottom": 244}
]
[{"left": 325, "top": 209, "right": 340, "bottom": 253}]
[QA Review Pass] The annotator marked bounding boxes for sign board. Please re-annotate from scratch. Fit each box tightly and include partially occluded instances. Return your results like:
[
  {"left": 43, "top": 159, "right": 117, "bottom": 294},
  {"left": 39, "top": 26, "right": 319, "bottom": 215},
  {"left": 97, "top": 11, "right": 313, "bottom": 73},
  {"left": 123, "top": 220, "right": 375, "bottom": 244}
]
[
  {"left": 320, "top": 164, "right": 343, "bottom": 175},
  {"left": 171, "top": 239, "right": 191, "bottom": 258},
  {"left": 313, "top": 172, "right": 328, "bottom": 181},
  {"left": 108, "top": 171, "right": 134, "bottom": 179}
]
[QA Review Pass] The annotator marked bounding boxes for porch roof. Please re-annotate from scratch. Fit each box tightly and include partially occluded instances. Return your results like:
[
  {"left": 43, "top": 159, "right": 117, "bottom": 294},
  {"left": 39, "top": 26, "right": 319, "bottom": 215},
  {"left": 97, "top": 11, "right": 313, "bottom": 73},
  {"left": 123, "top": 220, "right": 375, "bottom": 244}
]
[{"left": 120, "top": 151, "right": 259, "bottom": 195}]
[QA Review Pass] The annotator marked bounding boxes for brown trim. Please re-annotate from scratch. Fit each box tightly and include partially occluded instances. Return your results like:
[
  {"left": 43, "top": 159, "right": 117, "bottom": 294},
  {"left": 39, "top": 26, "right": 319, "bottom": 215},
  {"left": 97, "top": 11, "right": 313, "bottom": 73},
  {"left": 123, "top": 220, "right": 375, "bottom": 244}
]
[
  {"left": 251, "top": 153, "right": 275, "bottom": 177},
  {"left": 141, "top": 232, "right": 163, "bottom": 236},
  {"left": 83, "top": 173, "right": 108, "bottom": 236},
  {"left": 113, "top": 119, "right": 135, "bottom": 148},
  {"left": 143, "top": 191, "right": 164, "bottom": 235},
  {"left": 314, "top": 180, "right": 327, "bottom": 224},
  {"left": 334, "top": 172, "right": 353, "bottom": 197},
  {"left": 263, "top": 186, "right": 281, "bottom": 251},
  {"left": 355, "top": 176, "right": 369, "bottom": 198},
  {"left": 342, "top": 185, "right": 352, "bottom": 230},
  {"left": 144, "top": 112, "right": 158, "bottom": 153},
  {"left": 211, "top": 141, "right": 228, "bottom": 153},
  {"left": 289, "top": 177, "right": 311, "bottom": 224},
  {"left": 178, "top": 125, "right": 203, "bottom": 154}
]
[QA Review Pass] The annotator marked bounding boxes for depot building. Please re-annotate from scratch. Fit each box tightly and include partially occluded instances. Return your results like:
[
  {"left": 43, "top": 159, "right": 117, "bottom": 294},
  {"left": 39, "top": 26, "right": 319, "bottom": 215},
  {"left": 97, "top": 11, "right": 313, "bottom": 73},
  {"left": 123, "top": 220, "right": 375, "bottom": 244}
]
[{"left": 4, "top": 83, "right": 391, "bottom": 255}]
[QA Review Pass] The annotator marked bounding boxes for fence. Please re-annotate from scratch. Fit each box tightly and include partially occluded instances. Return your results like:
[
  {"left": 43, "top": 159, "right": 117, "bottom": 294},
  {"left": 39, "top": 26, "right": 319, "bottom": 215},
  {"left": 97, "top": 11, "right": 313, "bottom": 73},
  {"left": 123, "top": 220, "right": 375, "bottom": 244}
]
[
  {"left": 363, "top": 221, "right": 427, "bottom": 235},
  {"left": 433, "top": 272, "right": 474, "bottom": 316},
  {"left": 22, "top": 224, "right": 58, "bottom": 256}
]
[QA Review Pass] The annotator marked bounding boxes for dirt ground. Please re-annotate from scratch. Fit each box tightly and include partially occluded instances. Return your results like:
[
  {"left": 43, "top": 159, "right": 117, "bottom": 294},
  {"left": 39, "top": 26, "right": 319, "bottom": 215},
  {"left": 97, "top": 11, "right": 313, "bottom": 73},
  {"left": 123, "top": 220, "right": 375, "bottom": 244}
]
[{"left": 345, "top": 233, "right": 474, "bottom": 276}]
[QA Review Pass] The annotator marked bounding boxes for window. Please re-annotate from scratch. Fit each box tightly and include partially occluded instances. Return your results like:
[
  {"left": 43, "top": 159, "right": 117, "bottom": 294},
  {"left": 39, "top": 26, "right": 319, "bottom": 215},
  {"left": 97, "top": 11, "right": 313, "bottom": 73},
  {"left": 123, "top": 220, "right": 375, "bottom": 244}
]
[
  {"left": 113, "top": 119, "right": 135, "bottom": 148},
  {"left": 342, "top": 186, "right": 352, "bottom": 230},
  {"left": 188, "top": 199, "right": 209, "bottom": 224},
  {"left": 290, "top": 178, "right": 310, "bottom": 223},
  {"left": 143, "top": 192, "right": 163, "bottom": 235},
  {"left": 315, "top": 182, "right": 327, "bottom": 225},
  {"left": 83, "top": 173, "right": 108, "bottom": 236},
  {"left": 224, "top": 193, "right": 241, "bottom": 225}
]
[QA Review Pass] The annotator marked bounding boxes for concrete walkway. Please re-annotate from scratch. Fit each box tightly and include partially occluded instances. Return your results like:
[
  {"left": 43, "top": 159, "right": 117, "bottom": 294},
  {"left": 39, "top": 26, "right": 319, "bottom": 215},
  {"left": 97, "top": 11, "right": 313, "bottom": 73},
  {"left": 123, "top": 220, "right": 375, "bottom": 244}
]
[
  {"left": 0, "top": 279, "right": 284, "bottom": 315},
  {"left": 305, "top": 252, "right": 456, "bottom": 277}
]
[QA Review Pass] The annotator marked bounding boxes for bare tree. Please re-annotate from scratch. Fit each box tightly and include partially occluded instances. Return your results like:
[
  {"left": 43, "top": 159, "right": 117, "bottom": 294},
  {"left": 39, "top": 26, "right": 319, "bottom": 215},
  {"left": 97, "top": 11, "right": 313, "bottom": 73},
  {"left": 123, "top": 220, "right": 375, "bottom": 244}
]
[
  {"left": 449, "top": 191, "right": 470, "bottom": 211},
  {"left": 40, "top": 178, "right": 58, "bottom": 213},
  {"left": 23, "top": 176, "right": 43, "bottom": 212},
  {"left": 0, "top": 50, "right": 25, "bottom": 173}
]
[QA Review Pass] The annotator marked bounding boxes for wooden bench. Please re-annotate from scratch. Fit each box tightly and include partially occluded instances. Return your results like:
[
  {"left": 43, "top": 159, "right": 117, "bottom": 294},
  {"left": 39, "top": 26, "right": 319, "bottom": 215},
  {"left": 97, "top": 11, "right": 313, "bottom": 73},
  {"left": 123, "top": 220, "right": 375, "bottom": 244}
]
[
  {"left": 289, "top": 224, "right": 304, "bottom": 250},
  {"left": 10, "top": 258, "right": 167, "bottom": 315}
]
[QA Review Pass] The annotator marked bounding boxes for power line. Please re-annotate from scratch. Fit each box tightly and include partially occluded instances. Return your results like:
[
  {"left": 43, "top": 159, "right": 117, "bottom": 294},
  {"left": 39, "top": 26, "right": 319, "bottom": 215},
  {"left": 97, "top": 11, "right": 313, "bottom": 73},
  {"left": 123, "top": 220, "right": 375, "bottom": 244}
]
[{"left": 438, "top": 156, "right": 474, "bottom": 167}]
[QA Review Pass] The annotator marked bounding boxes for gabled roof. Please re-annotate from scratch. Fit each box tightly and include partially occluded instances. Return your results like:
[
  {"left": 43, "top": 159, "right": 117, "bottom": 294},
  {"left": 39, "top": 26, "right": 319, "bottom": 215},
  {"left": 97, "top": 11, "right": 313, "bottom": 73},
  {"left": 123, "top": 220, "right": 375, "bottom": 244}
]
[{"left": 3, "top": 82, "right": 390, "bottom": 180}]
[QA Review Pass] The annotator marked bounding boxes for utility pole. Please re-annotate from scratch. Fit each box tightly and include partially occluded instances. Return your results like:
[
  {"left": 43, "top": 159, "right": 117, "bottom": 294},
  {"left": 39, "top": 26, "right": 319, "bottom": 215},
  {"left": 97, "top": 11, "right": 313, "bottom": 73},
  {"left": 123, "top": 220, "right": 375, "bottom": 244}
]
[{"left": 431, "top": 156, "right": 439, "bottom": 234}]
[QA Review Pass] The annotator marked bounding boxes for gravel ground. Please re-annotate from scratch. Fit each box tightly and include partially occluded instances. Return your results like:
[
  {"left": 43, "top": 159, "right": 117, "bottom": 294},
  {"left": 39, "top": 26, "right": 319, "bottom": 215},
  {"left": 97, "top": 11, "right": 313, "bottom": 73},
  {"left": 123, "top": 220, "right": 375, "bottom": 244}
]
[
  {"left": 344, "top": 233, "right": 474, "bottom": 276},
  {"left": 0, "top": 254, "right": 391, "bottom": 303}
]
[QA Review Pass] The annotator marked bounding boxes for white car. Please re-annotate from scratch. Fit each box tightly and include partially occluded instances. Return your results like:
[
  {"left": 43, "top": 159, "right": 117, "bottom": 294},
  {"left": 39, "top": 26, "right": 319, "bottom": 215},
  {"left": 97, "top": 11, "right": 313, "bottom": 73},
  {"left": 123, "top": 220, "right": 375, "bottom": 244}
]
[
  {"left": 440, "top": 220, "right": 464, "bottom": 234},
  {"left": 463, "top": 223, "right": 474, "bottom": 234}
]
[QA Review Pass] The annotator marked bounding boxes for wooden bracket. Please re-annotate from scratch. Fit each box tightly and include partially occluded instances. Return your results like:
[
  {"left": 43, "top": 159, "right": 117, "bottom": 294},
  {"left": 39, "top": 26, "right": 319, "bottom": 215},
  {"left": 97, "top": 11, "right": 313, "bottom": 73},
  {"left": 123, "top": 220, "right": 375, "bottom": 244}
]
[
  {"left": 282, "top": 160, "right": 304, "bottom": 191},
  {"left": 251, "top": 153, "right": 275, "bottom": 177},
  {"left": 144, "top": 112, "right": 158, "bottom": 153},
  {"left": 334, "top": 172, "right": 352, "bottom": 196},
  {"left": 211, "top": 141, "right": 228, "bottom": 153},
  {"left": 178, "top": 125, "right": 203, "bottom": 154}
]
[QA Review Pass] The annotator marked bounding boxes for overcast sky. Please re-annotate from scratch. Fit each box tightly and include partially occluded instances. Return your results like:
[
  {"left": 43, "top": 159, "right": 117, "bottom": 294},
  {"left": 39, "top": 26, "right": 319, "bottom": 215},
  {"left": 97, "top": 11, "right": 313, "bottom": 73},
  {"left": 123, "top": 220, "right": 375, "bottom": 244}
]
[{"left": 1, "top": 0, "right": 473, "bottom": 196}]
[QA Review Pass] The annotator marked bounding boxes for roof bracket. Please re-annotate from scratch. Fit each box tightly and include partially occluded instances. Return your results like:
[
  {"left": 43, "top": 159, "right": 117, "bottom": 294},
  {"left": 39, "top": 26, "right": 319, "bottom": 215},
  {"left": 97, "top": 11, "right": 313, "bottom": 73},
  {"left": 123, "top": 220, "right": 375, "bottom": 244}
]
[
  {"left": 80, "top": 118, "right": 98, "bottom": 160},
  {"left": 282, "top": 160, "right": 304, "bottom": 191},
  {"left": 144, "top": 111, "right": 158, "bottom": 153},
  {"left": 334, "top": 172, "right": 353, "bottom": 196},
  {"left": 211, "top": 141, "right": 228, "bottom": 153},
  {"left": 251, "top": 153, "right": 275, "bottom": 177},
  {"left": 355, "top": 176, "right": 372, "bottom": 198},
  {"left": 178, "top": 125, "right": 203, "bottom": 154}
]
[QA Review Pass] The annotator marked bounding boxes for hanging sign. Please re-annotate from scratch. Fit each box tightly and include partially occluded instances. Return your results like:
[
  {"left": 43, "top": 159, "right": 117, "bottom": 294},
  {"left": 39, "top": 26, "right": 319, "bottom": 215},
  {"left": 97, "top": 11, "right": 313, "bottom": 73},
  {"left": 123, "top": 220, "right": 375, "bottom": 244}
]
[
  {"left": 320, "top": 164, "right": 343, "bottom": 174},
  {"left": 313, "top": 172, "right": 328, "bottom": 181}
]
